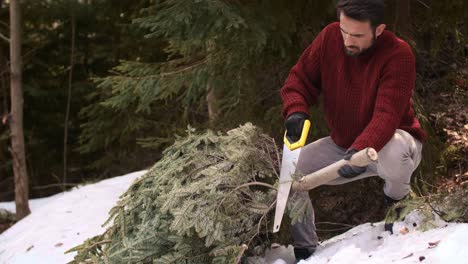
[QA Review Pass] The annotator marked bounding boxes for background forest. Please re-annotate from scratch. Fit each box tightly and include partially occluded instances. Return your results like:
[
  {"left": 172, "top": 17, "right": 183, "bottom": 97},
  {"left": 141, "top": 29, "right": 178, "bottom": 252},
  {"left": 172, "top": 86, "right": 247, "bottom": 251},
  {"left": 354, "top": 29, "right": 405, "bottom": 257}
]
[{"left": 0, "top": 0, "right": 466, "bottom": 224}]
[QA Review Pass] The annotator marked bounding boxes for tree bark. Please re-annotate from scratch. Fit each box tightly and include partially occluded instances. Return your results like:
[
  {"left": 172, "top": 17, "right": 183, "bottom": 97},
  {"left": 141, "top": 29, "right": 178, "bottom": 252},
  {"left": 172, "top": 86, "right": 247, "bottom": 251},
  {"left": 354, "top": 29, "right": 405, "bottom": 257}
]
[
  {"left": 9, "top": 0, "right": 30, "bottom": 219},
  {"left": 0, "top": 0, "right": 7, "bottom": 115},
  {"left": 0, "top": 41, "right": 8, "bottom": 116}
]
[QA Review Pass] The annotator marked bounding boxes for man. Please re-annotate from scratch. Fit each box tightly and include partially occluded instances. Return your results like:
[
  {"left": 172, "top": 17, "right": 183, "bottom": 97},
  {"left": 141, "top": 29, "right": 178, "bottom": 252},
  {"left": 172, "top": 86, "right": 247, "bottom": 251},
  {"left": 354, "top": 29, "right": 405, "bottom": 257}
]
[{"left": 280, "top": 0, "right": 427, "bottom": 261}]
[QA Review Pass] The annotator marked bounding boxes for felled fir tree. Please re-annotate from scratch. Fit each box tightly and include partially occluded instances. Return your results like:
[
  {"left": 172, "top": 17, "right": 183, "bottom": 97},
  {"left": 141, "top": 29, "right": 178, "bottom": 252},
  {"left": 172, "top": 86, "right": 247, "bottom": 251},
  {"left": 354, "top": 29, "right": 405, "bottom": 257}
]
[{"left": 68, "top": 124, "right": 287, "bottom": 263}]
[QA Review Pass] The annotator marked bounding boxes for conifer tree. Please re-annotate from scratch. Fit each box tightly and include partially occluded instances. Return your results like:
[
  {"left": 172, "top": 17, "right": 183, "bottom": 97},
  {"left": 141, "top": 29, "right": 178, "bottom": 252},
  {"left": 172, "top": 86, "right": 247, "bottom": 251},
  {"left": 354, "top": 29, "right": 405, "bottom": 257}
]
[
  {"left": 68, "top": 124, "right": 286, "bottom": 263},
  {"left": 77, "top": 0, "right": 336, "bottom": 171}
]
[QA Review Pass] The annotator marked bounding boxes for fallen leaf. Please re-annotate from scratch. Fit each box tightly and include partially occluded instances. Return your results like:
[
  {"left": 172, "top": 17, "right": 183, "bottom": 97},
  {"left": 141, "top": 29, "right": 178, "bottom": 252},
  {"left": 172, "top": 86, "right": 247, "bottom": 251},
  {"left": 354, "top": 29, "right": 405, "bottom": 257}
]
[
  {"left": 402, "top": 253, "right": 413, "bottom": 259},
  {"left": 26, "top": 245, "right": 34, "bottom": 252},
  {"left": 419, "top": 256, "right": 426, "bottom": 261},
  {"left": 428, "top": 240, "right": 440, "bottom": 248},
  {"left": 55, "top": 242, "right": 63, "bottom": 247}
]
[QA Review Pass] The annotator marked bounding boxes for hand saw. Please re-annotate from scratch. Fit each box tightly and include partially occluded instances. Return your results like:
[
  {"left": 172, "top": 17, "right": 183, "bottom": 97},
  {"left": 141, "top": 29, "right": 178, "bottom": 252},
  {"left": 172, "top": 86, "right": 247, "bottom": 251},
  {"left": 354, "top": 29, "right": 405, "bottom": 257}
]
[
  {"left": 273, "top": 119, "right": 311, "bottom": 233},
  {"left": 273, "top": 146, "right": 378, "bottom": 233}
]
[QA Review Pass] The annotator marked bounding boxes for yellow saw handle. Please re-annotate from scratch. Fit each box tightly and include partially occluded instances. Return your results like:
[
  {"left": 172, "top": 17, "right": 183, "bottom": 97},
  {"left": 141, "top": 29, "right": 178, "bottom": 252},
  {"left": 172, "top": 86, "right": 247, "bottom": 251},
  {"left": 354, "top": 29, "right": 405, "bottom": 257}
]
[{"left": 284, "top": 119, "right": 311, "bottom": 150}]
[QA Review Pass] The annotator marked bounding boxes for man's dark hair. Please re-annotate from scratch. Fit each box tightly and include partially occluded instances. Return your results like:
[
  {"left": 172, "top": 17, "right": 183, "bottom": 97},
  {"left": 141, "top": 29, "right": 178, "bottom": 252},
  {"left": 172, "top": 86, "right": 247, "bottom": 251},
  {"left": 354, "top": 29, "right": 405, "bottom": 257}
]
[{"left": 336, "top": 0, "right": 385, "bottom": 27}]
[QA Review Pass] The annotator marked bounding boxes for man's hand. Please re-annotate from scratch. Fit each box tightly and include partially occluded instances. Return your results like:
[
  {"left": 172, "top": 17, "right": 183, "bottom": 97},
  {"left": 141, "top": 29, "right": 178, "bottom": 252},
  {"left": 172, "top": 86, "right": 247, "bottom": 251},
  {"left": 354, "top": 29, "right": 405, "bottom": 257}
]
[
  {"left": 338, "top": 148, "right": 367, "bottom": 178},
  {"left": 285, "top": 112, "right": 309, "bottom": 142}
]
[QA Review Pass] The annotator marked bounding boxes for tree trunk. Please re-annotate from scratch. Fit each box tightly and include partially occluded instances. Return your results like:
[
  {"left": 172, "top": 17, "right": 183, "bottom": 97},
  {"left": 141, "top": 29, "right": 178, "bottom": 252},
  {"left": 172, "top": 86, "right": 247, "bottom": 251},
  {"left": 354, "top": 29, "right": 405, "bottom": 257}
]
[
  {"left": 0, "top": 25, "right": 8, "bottom": 195},
  {"left": 63, "top": 2, "right": 76, "bottom": 190},
  {"left": 0, "top": 31, "right": 8, "bottom": 116},
  {"left": 394, "top": 0, "right": 413, "bottom": 43},
  {"left": 9, "top": 0, "right": 30, "bottom": 219}
]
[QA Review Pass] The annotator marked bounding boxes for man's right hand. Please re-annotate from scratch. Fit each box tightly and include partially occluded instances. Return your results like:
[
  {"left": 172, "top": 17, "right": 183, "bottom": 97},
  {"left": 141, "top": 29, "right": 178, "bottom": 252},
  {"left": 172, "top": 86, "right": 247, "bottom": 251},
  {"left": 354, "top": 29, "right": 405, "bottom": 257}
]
[{"left": 285, "top": 112, "right": 309, "bottom": 142}]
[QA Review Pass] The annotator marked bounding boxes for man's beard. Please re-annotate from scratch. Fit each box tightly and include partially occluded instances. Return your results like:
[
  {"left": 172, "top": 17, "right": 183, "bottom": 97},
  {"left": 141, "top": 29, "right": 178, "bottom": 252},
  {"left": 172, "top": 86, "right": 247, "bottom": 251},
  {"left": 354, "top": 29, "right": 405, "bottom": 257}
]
[{"left": 344, "top": 32, "right": 377, "bottom": 57}]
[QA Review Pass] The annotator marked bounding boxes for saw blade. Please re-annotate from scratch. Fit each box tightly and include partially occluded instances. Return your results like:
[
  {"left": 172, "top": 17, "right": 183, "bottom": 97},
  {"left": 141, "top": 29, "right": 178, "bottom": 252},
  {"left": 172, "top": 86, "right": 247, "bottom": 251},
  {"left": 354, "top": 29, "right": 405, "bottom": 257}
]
[{"left": 273, "top": 144, "right": 301, "bottom": 233}]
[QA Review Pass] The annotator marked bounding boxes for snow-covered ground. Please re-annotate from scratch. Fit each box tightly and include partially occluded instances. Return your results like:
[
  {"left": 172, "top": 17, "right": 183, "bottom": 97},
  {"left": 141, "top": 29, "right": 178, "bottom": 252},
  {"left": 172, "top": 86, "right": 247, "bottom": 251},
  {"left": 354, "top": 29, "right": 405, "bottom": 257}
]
[
  {"left": 0, "top": 171, "right": 145, "bottom": 264},
  {"left": 0, "top": 171, "right": 467, "bottom": 264}
]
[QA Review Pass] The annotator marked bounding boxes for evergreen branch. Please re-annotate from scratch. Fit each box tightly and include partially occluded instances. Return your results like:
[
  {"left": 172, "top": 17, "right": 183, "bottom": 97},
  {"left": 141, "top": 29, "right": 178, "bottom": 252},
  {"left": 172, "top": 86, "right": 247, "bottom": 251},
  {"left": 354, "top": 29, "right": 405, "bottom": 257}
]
[
  {"left": 109, "top": 59, "right": 207, "bottom": 80},
  {"left": 247, "top": 200, "right": 276, "bottom": 247},
  {"left": 263, "top": 137, "right": 280, "bottom": 179},
  {"left": 230, "top": 182, "right": 276, "bottom": 192},
  {"left": 188, "top": 159, "right": 224, "bottom": 176},
  {"left": 215, "top": 181, "right": 276, "bottom": 213},
  {"left": 271, "top": 137, "right": 281, "bottom": 177},
  {"left": 85, "top": 240, "right": 113, "bottom": 251},
  {"left": 159, "top": 60, "right": 207, "bottom": 77},
  {"left": 235, "top": 244, "right": 248, "bottom": 264}
]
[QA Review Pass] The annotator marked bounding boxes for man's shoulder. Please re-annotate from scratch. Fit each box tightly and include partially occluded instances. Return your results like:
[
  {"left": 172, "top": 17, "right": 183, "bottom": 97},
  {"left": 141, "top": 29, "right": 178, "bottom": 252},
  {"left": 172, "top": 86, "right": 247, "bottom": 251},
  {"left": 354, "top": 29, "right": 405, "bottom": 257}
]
[
  {"left": 322, "top": 22, "right": 340, "bottom": 37},
  {"left": 379, "top": 31, "right": 414, "bottom": 57},
  {"left": 325, "top": 21, "right": 340, "bottom": 31},
  {"left": 376, "top": 31, "right": 416, "bottom": 71}
]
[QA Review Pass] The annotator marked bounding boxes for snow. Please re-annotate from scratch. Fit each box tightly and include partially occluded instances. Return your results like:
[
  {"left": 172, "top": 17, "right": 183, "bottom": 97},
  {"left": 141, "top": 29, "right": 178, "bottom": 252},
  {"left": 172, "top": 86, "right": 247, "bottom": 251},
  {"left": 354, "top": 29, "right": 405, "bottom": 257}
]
[
  {"left": 0, "top": 171, "right": 145, "bottom": 264},
  {"left": 1, "top": 170, "right": 467, "bottom": 264},
  {"left": 302, "top": 223, "right": 468, "bottom": 264}
]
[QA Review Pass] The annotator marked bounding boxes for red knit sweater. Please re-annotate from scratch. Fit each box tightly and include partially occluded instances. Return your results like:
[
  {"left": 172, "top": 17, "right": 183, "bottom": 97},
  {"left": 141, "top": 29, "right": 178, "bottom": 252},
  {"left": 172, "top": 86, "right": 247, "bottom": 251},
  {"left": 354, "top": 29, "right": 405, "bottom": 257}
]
[{"left": 281, "top": 22, "right": 427, "bottom": 152}]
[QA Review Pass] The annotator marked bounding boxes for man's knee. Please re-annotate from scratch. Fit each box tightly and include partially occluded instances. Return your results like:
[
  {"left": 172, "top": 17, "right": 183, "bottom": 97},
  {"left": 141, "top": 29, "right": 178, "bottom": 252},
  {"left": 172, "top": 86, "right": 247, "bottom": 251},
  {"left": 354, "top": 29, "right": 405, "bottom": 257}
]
[
  {"left": 377, "top": 130, "right": 420, "bottom": 182},
  {"left": 380, "top": 132, "right": 410, "bottom": 161},
  {"left": 384, "top": 181, "right": 411, "bottom": 200}
]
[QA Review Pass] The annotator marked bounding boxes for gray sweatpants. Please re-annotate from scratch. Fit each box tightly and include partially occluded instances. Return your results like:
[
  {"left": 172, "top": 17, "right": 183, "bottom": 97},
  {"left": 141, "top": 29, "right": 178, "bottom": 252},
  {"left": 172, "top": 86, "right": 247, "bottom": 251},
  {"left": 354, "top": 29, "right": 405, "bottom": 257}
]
[{"left": 291, "top": 129, "right": 423, "bottom": 250}]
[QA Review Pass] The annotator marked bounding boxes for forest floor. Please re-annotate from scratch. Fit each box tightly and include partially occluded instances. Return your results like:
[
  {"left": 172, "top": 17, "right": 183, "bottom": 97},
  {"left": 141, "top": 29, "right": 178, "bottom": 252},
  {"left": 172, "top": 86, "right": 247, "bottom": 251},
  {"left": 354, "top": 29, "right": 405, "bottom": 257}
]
[{"left": 428, "top": 73, "right": 468, "bottom": 193}]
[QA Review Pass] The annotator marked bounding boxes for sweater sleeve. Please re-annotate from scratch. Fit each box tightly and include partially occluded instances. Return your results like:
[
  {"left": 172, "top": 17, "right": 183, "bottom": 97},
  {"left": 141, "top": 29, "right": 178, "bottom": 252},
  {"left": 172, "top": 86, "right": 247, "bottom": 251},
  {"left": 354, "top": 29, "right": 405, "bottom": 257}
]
[
  {"left": 351, "top": 47, "right": 416, "bottom": 152},
  {"left": 280, "top": 27, "right": 326, "bottom": 118}
]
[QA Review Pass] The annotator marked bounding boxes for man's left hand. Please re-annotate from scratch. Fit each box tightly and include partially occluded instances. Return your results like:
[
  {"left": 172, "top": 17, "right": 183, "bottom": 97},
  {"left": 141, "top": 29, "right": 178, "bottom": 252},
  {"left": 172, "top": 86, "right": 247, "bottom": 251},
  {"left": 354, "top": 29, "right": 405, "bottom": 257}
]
[{"left": 338, "top": 149, "right": 367, "bottom": 178}]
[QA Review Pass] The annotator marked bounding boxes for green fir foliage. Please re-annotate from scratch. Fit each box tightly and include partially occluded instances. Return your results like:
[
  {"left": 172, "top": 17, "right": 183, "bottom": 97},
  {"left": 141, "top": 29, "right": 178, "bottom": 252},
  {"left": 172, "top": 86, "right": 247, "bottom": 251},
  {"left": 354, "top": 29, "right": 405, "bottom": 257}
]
[
  {"left": 68, "top": 123, "right": 283, "bottom": 263},
  {"left": 77, "top": 0, "right": 335, "bottom": 157}
]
